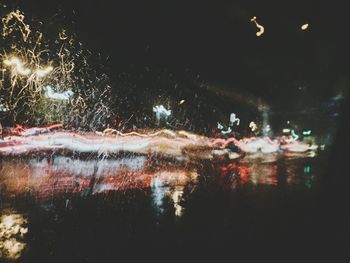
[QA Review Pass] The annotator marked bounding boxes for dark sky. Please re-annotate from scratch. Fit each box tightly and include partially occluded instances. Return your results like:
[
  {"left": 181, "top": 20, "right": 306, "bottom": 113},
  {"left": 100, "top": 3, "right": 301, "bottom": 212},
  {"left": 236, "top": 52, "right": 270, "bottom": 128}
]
[{"left": 3, "top": 0, "right": 349, "bottom": 123}]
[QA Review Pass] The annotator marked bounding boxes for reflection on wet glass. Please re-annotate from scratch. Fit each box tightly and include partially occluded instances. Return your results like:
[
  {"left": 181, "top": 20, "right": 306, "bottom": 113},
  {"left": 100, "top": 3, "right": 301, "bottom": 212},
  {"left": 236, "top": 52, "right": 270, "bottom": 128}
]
[
  {"left": 151, "top": 177, "right": 168, "bottom": 214},
  {"left": 171, "top": 186, "right": 185, "bottom": 217},
  {"left": 0, "top": 155, "right": 319, "bottom": 212},
  {"left": 242, "top": 163, "right": 278, "bottom": 186},
  {"left": 217, "top": 158, "right": 318, "bottom": 189},
  {"left": 0, "top": 212, "right": 28, "bottom": 260},
  {"left": 150, "top": 170, "right": 198, "bottom": 217}
]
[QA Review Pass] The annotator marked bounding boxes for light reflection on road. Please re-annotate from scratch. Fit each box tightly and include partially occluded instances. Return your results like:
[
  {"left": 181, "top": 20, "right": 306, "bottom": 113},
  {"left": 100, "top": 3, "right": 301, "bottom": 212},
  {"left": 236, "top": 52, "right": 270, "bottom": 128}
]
[{"left": 0, "top": 155, "right": 319, "bottom": 206}]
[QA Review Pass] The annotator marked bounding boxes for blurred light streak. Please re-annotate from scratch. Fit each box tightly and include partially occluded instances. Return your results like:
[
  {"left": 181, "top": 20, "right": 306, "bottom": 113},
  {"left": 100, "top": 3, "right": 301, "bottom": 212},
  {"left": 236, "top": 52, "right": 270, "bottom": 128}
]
[
  {"left": 4, "top": 57, "right": 31, "bottom": 76},
  {"left": 34, "top": 66, "right": 53, "bottom": 77},
  {"left": 251, "top": 16, "right": 264, "bottom": 37}
]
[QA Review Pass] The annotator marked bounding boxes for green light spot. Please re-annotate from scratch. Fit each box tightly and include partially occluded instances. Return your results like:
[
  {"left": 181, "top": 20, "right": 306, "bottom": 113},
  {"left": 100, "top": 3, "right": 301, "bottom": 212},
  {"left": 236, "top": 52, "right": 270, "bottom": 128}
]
[
  {"left": 291, "top": 129, "right": 299, "bottom": 140},
  {"left": 302, "top": 130, "right": 312, "bottom": 136},
  {"left": 304, "top": 166, "right": 311, "bottom": 174}
]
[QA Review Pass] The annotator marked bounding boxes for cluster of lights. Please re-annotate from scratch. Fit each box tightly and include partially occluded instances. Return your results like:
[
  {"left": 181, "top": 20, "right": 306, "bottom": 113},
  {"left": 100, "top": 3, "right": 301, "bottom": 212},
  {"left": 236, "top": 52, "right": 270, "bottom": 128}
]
[{"left": 217, "top": 113, "right": 240, "bottom": 135}]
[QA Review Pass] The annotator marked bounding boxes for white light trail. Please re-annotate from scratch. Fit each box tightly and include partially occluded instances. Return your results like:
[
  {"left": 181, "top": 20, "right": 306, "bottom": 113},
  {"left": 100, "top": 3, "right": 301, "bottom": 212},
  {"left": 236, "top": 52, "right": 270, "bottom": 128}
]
[{"left": 221, "top": 127, "right": 232, "bottom": 135}]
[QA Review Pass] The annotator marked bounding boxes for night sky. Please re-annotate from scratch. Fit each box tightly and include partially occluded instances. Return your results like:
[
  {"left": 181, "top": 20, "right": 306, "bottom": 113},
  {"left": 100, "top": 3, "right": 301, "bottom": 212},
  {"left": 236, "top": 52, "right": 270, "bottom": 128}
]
[{"left": 1, "top": 0, "right": 349, "bottom": 132}]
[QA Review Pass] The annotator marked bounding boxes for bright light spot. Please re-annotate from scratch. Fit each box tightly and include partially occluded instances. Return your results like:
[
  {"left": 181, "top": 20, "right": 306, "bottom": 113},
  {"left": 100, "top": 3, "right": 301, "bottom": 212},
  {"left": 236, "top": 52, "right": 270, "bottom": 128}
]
[
  {"left": 35, "top": 66, "right": 53, "bottom": 77},
  {"left": 229, "top": 113, "right": 240, "bottom": 126},
  {"left": 301, "top": 23, "right": 309, "bottom": 30},
  {"left": 3, "top": 57, "right": 31, "bottom": 75},
  {"left": 3, "top": 57, "right": 53, "bottom": 78},
  {"left": 251, "top": 16, "right": 265, "bottom": 37},
  {"left": 302, "top": 130, "right": 312, "bottom": 136},
  {"left": 217, "top": 122, "right": 224, "bottom": 130},
  {"left": 283, "top": 128, "right": 291, "bottom": 133},
  {"left": 44, "top": 85, "right": 73, "bottom": 100},
  {"left": 179, "top": 99, "right": 185, "bottom": 105},
  {"left": 249, "top": 121, "right": 257, "bottom": 132}
]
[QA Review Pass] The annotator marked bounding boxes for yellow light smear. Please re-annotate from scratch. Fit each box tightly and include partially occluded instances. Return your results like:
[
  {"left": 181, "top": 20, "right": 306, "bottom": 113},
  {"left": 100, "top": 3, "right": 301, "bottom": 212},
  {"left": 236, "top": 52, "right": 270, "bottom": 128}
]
[
  {"left": 249, "top": 121, "right": 257, "bottom": 132},
  {"left": 0, "top": 213, "right": 28, "bottom": 260},
  {"left": 35, "top": 66, "right": 53, "bottom": 77},
  {"left": 251, "top": 16, "right": 264, "bottom": 37},
  {"left": 4, "top": 57, "right": 31, "bottom": 75}
]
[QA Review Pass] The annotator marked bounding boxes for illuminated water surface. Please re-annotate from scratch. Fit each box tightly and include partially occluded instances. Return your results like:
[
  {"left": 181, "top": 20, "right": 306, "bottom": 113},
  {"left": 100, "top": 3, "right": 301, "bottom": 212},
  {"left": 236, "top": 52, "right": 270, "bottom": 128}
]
[{"left": 0, "top": 153, "right": 324, "bottom": 262}]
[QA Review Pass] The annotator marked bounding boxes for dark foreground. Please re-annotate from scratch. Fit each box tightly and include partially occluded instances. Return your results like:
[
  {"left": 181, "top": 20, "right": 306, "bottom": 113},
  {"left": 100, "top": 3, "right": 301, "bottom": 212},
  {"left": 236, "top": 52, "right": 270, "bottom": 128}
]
[{"left": 1, "top": 149, "right": 349, "bottom": 263}]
